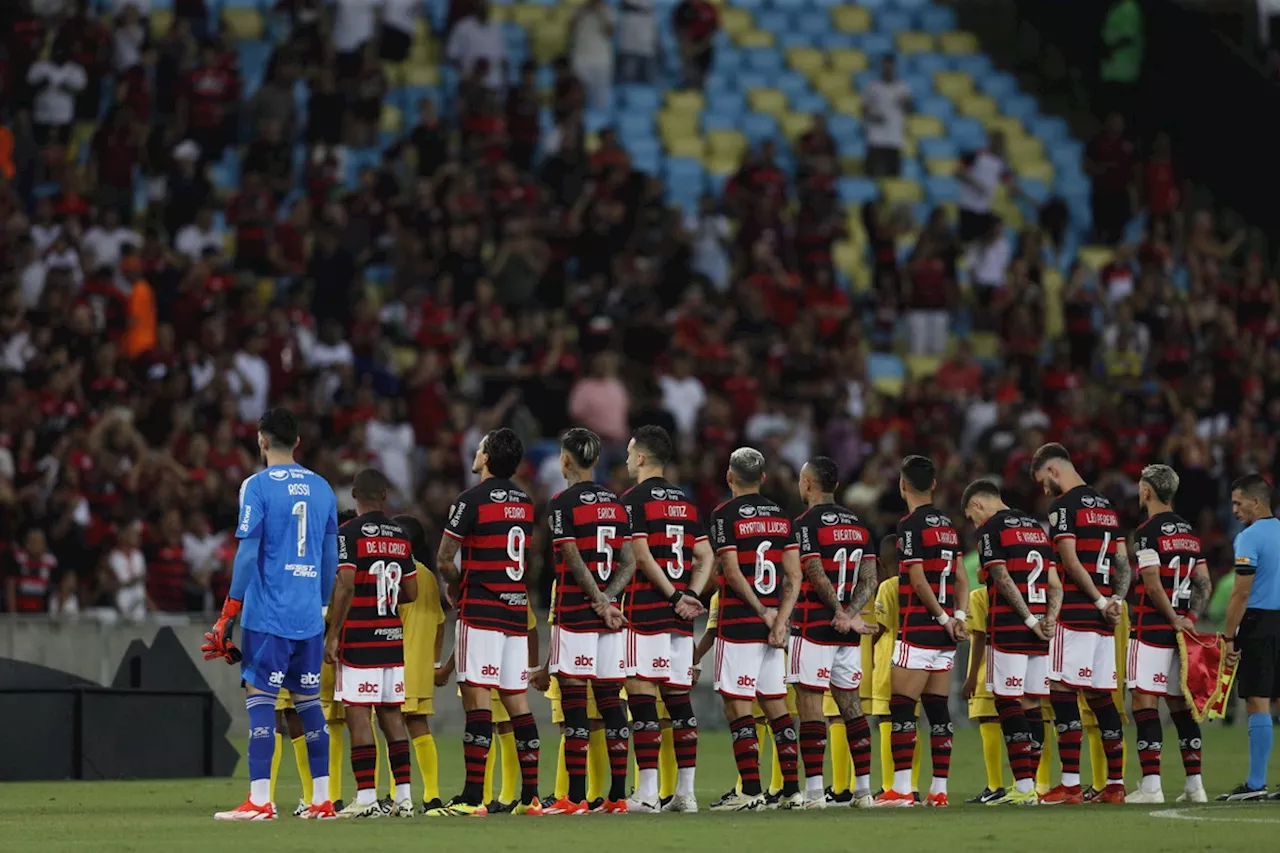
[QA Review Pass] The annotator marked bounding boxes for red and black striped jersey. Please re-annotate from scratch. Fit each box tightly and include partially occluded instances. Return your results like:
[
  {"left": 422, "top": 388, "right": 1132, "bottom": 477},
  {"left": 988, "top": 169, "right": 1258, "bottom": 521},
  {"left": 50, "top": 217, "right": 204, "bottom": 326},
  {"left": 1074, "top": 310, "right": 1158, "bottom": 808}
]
[
  {"left": 444, "top": 478, "right": 535, "bottom": 636},
  {"left": 897, "top": 504, "right": 962, "bottom": 650},
  {"left": 794, "top": 503, "right": 876, "bottom": 645},
  {"left": 975, "top": 508, "right": 1051, "bottom": 655},
  {"left": 1048, "top": 485, "right": 1121, "bottom": 634},
  {"left": 1132, "top": 511, "right": 1201, "bottom": 648},
  {"left": 548, "top": 481, "right": 631, "bottom": 633},
  {"left": 4, "top": 547, "right": 57, "bottom": 613},
  {"left": 336, "top": 512, "right": 417, "bottom": 668},
  {"left": 621, "top": 477, "right": 707, "bottom": 636},
  {"left": 711, "top": 493, "right": 798, "bottom": 643}
]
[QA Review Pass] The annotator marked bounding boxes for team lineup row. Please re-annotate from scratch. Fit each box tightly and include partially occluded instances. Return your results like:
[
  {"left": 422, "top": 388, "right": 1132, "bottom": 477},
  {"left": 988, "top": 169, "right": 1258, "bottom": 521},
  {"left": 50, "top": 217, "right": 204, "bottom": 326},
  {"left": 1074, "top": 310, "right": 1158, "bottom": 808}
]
[{"left": 205, "top": 411, "right": 1259, "bottom": 820}]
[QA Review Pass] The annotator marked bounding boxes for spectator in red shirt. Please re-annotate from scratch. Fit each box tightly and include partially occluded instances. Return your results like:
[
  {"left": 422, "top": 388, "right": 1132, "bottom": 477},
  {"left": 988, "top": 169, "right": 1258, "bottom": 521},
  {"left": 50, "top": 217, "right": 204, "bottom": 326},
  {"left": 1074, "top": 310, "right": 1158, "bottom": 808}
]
[
  {"left": 89, "top": 105, "right": 143, "bottom": 222},
  {"left": 1083, "top": 111, "right": 1135, "bottom": 245},
  {"left": 672, "top": 0, "right": 717, "bottom": 89},
  {"left": 903, "top": 218, "right": 958, "bottom": 356},
  {"left": 1141, "top": 131, "right": 1179, "bottom": 230},
  {"left": 179, "top": 41, "right": 239, "bottom": 163}
]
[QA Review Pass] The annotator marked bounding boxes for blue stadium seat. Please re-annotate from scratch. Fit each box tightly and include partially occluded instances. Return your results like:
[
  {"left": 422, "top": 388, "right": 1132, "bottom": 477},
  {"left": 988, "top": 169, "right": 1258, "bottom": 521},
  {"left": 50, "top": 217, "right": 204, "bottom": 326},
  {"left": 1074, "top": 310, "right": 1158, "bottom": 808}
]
[
  {"left": 623, "top": 86, "right": 663, "bottom": 112},
  {"left": 1019, "top": 178, "right": 1050, "bottom": 205},
  {"left": 919, "top": 138, "right": 956, "bottom": 160},
  {"left": 916, "top": 95, "right": 955, "bottom": 119},
  {"left": 757, "top": 10, "right": 790, "bottom": 33},
  {"left": 875, "top": 10, "right": 912, "bottom": 33},
  {"left": 1000, "top": 93, "right": 1039, "bottom": 125},
  {"left": 714, "top": 47, "right": 742, "bottom": 73},
  {"left": 918, "top": 5, "right": 958, "bottom": 33},
  {"left": 702, "top": 110, "right": 742, "bottom": 132},
  {"left": 744, "top": 49, "right": 785, "bottom": 74},
  {"left": 664, "top": 156, "right": 707, "bottom": 189},
  {"left": 742, "top": 113, "right": 779, "bottom": 142},
  {"left": 924, "top": 175, "right": 961, "bottom": 203},
  {"left": 736, "top": 71, "right": 771, "bottom": 92},
  {"left": 828, "top": 115, "right": 860, "bottom": 141},
  {"left": 791, "top": 92, "right": 828, "bottom": 114},
  {"left": 837, "top": 137, "right": 868, "bottom": 159},
  {"left": 949, "top": 54, "right": 993, "bottom": 77},
  {"left": 856, "top": 33, "right": 895, "bottom": 56},
  {"left": 776, "top": 71, "right": 810, "bottom": 99},
  {"left": 778, "top": 32, "right": 813, "bottom": 50},
  {"left": 868, "top": 352, "right": 906, "bottom": 381},
  {"left": 838, "top": 177, "right": 880, "bottom": 205},
  {"left": 949, "top": 117, "right": 987, "bottom": 150},
  {"left": 911, "top": 53, "right": 949, "bottom": 77},
  {"left": 1029, "top": 116, "right": 1070, "bottom": 146},
  {"left": 584, "top": 108, "right": 614, "bottom": 134},
  {"left": 796, "top": 11, "right": 829, "bottom": 38},
  {"left": 618, "top": 113, "right": 655, "bottom": 138},
  {"left": 977, "top": 71, "right": 1018, "bottom": 102},
  {"left": 901, "top": 159, "right": 924, "bottom": 181}
]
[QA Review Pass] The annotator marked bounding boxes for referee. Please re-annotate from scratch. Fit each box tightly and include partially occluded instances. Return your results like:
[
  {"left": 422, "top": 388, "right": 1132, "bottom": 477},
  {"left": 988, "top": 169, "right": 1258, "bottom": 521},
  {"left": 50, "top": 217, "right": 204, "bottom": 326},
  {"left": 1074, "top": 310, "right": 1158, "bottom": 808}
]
[{"left": 1223, "top": 474, "right": 1280, "bottom": 801}]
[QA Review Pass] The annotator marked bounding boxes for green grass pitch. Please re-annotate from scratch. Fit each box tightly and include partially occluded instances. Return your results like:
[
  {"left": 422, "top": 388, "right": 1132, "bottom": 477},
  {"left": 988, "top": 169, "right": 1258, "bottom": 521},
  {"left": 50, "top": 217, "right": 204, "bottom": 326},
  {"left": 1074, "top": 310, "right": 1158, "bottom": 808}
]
[{"left": 2, "top": 725, "right": 1277, "bottom": 852}]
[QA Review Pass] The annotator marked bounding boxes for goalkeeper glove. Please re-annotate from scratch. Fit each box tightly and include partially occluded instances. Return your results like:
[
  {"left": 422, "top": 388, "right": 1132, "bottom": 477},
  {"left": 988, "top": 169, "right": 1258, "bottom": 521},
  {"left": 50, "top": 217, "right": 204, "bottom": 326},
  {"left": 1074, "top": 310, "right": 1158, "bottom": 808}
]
[{"left": 202, "top": 597, "right": 243, "bottom": 663}]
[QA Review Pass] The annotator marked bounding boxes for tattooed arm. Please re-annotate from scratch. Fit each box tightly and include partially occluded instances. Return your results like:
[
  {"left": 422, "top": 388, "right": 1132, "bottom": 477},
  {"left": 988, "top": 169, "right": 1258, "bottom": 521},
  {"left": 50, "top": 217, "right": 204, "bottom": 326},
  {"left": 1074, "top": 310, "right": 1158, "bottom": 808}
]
[
  {"left": 989, "top": 562, "right": 1035, "bottom": 624},
  {"left": 436, "top": 534, "right": 462, "bottom": 589},
  {"left": 803, "top": 555, "right": 841, "bottom": 612},
  {"left": 560, "top": 541, "right": 606, "bottom": 603},
  {"left": 844, "top": 556, "right": 878, "bottom": 615},
  {"left": 602, "top": 540, "right": 637, "bottom": 600},
  {"left": 1188, "top": 560, "right": 1211, "bottom": 619},
  {"left": 1043, "top": 562, "right": 1064, "bottom": 633},
  {"left": 1110, "top": 542, "right": 1133, "bottom": 601}
]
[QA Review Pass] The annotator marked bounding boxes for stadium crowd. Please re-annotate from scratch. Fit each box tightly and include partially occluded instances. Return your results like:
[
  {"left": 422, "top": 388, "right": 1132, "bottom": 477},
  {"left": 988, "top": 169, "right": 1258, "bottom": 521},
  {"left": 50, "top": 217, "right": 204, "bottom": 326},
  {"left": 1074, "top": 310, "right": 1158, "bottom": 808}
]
[{"left": 0, "top": 0, "right": 1277, "bottom": 620}]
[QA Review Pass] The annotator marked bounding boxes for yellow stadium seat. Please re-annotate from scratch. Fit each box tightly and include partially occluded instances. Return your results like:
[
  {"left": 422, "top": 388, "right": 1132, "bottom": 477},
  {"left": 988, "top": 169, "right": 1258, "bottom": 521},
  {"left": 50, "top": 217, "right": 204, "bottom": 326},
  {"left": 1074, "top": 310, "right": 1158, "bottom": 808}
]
[
  {"left": 747, "top": 88, "right": 788, "bottom": 116},
  {"left": 585, "top": 132, "right": 602, "bottom": 153},
  {"left": 829, "top": 48, "right": 869, "bottom": 75},
  {"left": 404, "top": 62, "right": 440, "bottom": 86},
  {"left": 658, "top": 112, "right": 699, "bottom": 140},
  {"left": 666, "top": 90, "right": 705, "bottom": 114},
  {"left": 1007, "top": 136, "right": 1045, "bottom": 162},
  {"left": 705, "top": 154, "right": 740, "bottom": 176},
  {"left": 896, "top": 31, "right": 934, "bottom": 55},
  {"left": 985, "top": 116, "right": 1023, "bottom": 138},
  {"left": 532, "top": 25, "right": 567, "bottom": 62},
  {"left": 957, "top": 94, "right": 999, "bottom": 121},
  {"left": 786, "top": 47, "right": 826, "bottom": 77},
  {"left": 939, "top": 31, "right": 980, "bottom": 55},
  {"left": 720, "top": 8, "right": 753, "bottom": 34},
  {"left": 991, "top": 197, "right": 1024, "bottom": 229},
  {"left": 1016, "top": 160, "right": 1055, "bottom": 182},
  {"left": 901, "top": 135, "right": 918, "bottom": 160},
  {"left": 149, "top": 10, "right": 173, "bottom": 36},
  {"left": 223, "top": 9, "right": 264, "bottom": 40},
  {"left": 831, "top": 92, "right": 863, "bottom": 116},
  {"left": 706, "top": 129, "right": 748, "bottom": 159},
  {"left": 926, "top": 157, "right": 958, "bottom": 176},
  {"left": 881, "top": 178, "right": 924, "bottom": 204},
  {"left": 736, "top": 30, "right": 775, "bottom": 47},
  {"left": 667, "top": 137, "right": 705, "bottom": 159},
  {"left": 832, "top": 5, "right": 872, "bottom": 33},
  {"left": 905, "top": 354, "right": 942, "bottom": 380},
  {"left": 1076, "top": 247, "right": 1114, "bottom": 271},
  {"left": 872, "top": 376, "right": 905, "bottom": 397},
  {"left": 781, "top": 113, "right": 813, "bottom": 140},
  {"left": 380, "top": 104, "right": 403, "bottom": 133},
  {"left": 968, "top": 332, "right": 1001, "bottom": 360},
  {"left": 907, "top": 115, "right": 945, "bottom": 139},
  {"left": 843, "top": 212, "right": 868, "bottom": 243},
  {"left": 933, "top": 71, "right": 974, "bottom": 100},
  {"left": 510, "top": 4, "right": 543, "bottom": 26},
  {"left": 814, "top": 70, "right": 853, "bottom": 100}
]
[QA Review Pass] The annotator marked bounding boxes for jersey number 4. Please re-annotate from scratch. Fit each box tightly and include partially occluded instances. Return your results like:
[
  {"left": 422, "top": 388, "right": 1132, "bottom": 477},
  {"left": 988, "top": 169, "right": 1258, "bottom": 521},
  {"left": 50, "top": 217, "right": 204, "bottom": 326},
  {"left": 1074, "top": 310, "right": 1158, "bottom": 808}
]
[{"left": 1168, "top": 555, "right": 1196, "bottom": 608}]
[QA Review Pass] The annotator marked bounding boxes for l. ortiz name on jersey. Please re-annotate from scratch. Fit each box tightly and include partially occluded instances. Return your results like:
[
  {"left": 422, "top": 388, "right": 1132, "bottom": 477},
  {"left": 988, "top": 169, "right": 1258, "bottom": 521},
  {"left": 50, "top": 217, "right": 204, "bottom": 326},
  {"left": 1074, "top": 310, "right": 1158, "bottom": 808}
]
[{"left": 621, "top": 477, "right": 708, "bottom": 636}]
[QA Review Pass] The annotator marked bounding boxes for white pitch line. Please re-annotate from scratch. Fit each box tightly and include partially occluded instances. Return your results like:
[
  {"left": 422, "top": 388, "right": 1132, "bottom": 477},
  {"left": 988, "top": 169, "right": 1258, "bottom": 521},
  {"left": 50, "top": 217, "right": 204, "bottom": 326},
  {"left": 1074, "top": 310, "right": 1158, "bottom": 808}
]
[{"left": 1149, "top": 806, "right": 1280, "bottom": 824}]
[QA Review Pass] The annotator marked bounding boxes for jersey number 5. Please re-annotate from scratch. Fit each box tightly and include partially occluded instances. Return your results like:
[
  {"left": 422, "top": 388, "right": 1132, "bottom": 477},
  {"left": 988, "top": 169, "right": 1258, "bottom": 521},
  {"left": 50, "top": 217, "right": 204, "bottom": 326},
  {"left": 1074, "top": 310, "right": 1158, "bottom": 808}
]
[{"left": 597, "top": 526, "right": 616, "bottom": 581}]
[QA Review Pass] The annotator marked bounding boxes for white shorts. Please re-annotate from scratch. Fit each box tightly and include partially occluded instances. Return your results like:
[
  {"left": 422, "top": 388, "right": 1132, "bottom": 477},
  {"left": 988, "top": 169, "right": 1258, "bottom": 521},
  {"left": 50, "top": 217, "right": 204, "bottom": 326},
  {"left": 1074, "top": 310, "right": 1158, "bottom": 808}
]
[
  {"left": 333, "top": 662, "right": 405, "bottom": 706},
  {"left": 713, "top": 637, "right": 786, "bottom": 700},
  {"left": 625, "top": 631, "right": 695, "bottom": 689},
  {"left": 1126, "top": 639, "right": 1181, "bottom": 697},
  {"left": 892, "top": 640, "right": 956, "bottom": 673},
  {"left": 985, "top": 648, "right": 1050, "bottom": 698},
  {"left": 456, "top": 621, "right": 529, "bottom": 693},
  {"left": 549, "top": 626, "right": 626, "bottom": 682},
  {"left": 786, "top": 635, "right": 863, "bottom": 691},
  {"left": 1049, "top": 624, "right": 1118, "bottom": 691}
]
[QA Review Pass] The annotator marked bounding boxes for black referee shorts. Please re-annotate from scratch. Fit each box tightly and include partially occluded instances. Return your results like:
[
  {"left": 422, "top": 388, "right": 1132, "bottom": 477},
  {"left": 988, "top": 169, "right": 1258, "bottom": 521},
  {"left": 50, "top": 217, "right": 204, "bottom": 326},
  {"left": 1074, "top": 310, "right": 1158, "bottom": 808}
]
[{"left": 1236, "top": 608, "right": 1280, "bottom": 700}]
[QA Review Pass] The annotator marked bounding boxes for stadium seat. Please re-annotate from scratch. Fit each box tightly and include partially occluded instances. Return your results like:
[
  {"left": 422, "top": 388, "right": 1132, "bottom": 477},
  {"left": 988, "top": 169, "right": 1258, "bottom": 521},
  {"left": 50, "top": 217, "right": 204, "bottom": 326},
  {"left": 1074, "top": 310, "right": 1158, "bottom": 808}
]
[
  {"left": 837, "top": 177, "right": 879, "bottom": 205},
  {"left": 706, "top": 129, "right": 748, "bottom": 160},
  {"left": 737, "top": 31, "right": 776, "bottom": 48},
  {"left": 881, "top": 178, "right": 923, "bottom": 204},
  {"left": 1077, "top": 246, "right": 1115, "bottom": 270},
  {"left": 781, "top": 113, "right": 813, "bottom": 139},
  {"left": 787, "top": 47, "right": 826, "bottom": 76},
  {"left": 905, "top": 354, "right": 942, "bottom": 380},
  {"left": 933, "top": 71, "right": 974, "bottom": 100},
  {"left": 915, "top": 94, "right": 954, "bottom": 119},
  {"left": 868, "top": 352, "right": 906, "bottom": 381},
  {"left": 918, "top": 137, "right": 956, "bottom": 159},
  {"left": 832, "top": 5, "right": 872, "bottom": 33},
  {"left": 918, "top": 5, "right": 958, "bottom": 33},
  {"left": 667, "top": 136, "right": 706, "bottom": 159},
  {"left": 747, "top": 88, "right": 789, "bottom": 117},
  {"left": 924, "top": 175, "right": 961, "bottom": 203},
  {"left": 666, "top": 90, "right": 705, "bottom": 114},
  {"left": 908, "top": 115, "right": 946, "bottom": 139},
  {"left": 223, "top": 8, "right": 265, "bottom": 40},
  {"left": 926, "top": 158, "right": 958, "bottom": 176},
  {"left": 876, "top": 10, "right": 911, "bottom": 34},
  {"left": 957, "top": 94, "right": 999, "bottom": 122},
  {"left": 830, "top": 92, "right": 863, "bottom": 116},
  {"left": 829, "top": 48, "right": 869, "bottom": 74},
  {"left": 938, "top": 31, "right": 980, "bottom": 55},
  {"left": 896, "top": 31, "right": 934, "bottom": 55},
  {"left": 720, "top": 8, "right": 754, "bottom": 36}
]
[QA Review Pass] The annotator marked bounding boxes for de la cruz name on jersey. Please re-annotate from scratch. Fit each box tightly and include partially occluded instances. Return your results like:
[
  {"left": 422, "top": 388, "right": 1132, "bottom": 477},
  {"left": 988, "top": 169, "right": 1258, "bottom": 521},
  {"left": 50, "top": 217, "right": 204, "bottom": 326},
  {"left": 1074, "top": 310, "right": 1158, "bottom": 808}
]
[
  {"left": 621, "top": 477, "right": 707, "bottom": 636},
  {"left": 337, "top": 512, "right": 417, "bottom": 667},
  {"left": 1049, "top": 485, "right": 1121, "bottom": 634},
  {"left": 795, "top": 503, "right": 876, "bottom": 645},
  {"left": 548, "top": 481, "right": 631, "bottom": 633},
  {"left": 1133, "top": 511, "right": 1201, "bottom": 648},
  {"left": 711, "top": 494, "right": 798, "bottom": 643},
  {"left": 976, "top": 508, "right": 1052, "bottom": 654},
  {"left": 444, "top": 479, "right": 535, "bottom": 635},
  {"left": 897, "top": 505, "right": 962, "bottom": 649}
]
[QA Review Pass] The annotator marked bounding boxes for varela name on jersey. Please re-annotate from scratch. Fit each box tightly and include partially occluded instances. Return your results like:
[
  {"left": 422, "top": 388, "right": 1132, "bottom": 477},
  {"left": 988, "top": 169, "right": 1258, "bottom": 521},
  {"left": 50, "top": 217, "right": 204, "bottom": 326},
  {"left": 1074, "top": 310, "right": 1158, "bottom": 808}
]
[
  {"left": 711, "top": 494, "right": 798, "bottom": 642},
  {"left": 622, "top": 477, "right": 708, "bottom": 636},
  {"left": 1049, "top": 485, "right": 1121, "bottom": 633},
  {"left": 897, "top": 505, "right": 962, "bottom": 649},
  {"left": 795, "top": 504, "right": 876, "bottom": 645},
  {"left": 549, "top": 481, "right": 631, "bottom": 632},
  {"left": 1133, "top": 511, "right": 1201, "bottom": 649},
  {"left": 976, "top": 509, "right": 1052, "bottom": 654},
  {"left": 337, "top": 512, "right": 417, "bottom": 668},
  {"left": 444, "top": 479, "right": 535, "bottom": 635}
]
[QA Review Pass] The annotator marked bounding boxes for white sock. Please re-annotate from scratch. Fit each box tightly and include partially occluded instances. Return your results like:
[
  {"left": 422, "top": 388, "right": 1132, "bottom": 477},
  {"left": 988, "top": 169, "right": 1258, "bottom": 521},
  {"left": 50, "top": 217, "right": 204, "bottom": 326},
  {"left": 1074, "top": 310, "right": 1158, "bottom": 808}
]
[
  {"left": 637, "top": 767, "right": 659, "bottom": 798},
  {"left": 1185, "top": 774, "right": 1204, "bottom": 793},
  {"left": 1016, "top": 778, "right": 1034, "bottom": 794},
  {"left": 311, "top": 776, "right": 329, "bottom": 806},
  {"left": 677, "top": 768, "right": 695, "bottom": 796},
  {"left": 1062, "top": 772, "right": 1080, "bottom": 788},
  {"left": 356, "top": 788, "right": 377, "bottom": 806},
  {"left": 930, "top": 777, "right": 947, "bottom": 796},
  {"left": 249, "top": 778, "right": 271, "bottom": 806},
  {"left": 806, "top": 775, "right": 824, "bottom": 794},
  {"left": 893, "top": 769, "right": 912, "bottom": 793},
  {"left": 395, "top": 783, "right": 411, "bottom": 802},
  {"left": 1108, "top": 777, "right": 1124, "bottom": 788},
  {"left": 1141, "top": 775, "right": 1162, "bottom": 794},
  {"left": 854, "top": 775, "right": 871, "bottom": 797}
]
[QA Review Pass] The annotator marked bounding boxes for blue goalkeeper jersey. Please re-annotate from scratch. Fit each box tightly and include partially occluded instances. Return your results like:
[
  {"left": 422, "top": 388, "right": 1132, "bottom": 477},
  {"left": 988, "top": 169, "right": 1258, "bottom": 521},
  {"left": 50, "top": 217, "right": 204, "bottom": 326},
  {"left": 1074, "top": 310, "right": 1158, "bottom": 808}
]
[{"left": 234, "top": 464, "right": 339, "bottom": 639}]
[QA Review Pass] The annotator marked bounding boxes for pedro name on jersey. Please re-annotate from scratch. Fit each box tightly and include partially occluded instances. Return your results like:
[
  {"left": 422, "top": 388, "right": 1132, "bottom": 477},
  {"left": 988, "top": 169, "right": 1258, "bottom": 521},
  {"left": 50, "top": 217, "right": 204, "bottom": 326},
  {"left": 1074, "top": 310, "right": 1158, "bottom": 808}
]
[
  {"left": 897, "top": 505, "right": 961, "bottom": 649},
  {"left": 1049, "top": 485, "right": 1121, "bottom": 633},
  {"left": 1133, "top": 511, "right": 1200, "bottom": 648},
  {"left": 445, "top": 479, "right": 535, "bottom": 635},
  {"left": 976, "top": 508, "right": 1051, "bottom": 654},
  {"left": 337, "top": 512, "right": 416, "bottom": 667},
  {"left": 548, "top": 481, "right": 631, "bottom": 632},
  {"left": 622, "top": 477, "right": 708, "bottom": 636},
  {"left": 795, "top": 503, "right": 875, "bottom": 645},
  {"left": 711, "top": 494, "right": 798, "bottom": 643}
]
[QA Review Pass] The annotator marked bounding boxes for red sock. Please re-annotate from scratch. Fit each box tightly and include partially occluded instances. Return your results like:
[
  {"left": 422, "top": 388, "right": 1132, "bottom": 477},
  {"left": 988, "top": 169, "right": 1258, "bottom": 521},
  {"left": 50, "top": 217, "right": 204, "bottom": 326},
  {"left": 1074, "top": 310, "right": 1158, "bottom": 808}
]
[
  {"left": 561, "top": 683, "right": 590, "bottom": 803},
  {"left": 730, "top": 715, "right": 761, "bottom": 795},
  {"left": 799, "top": 720, "right": 827, "bottom": 784},
  {"left": 594, "top": 686, "right": 631, "bottom": 801},
  {"left": 889, "top": 694, "right": 917, "bottom": 772},
  {"left": 629, "top": 694, "right": 661, "bottom": 771},
  {"left": 511, "top": 713, "right": 541, "bottom": 803},
  {"left": 845, "top": 715, "right": 872, "bottom": 781},
  {"left": 769, "top": 714, "right": 799, "bottom": 793},
  {"left": 351, "top": 743, "right": 376, "bottom": 792},
  {"left": 997, "top": 698, "right": 1034, "bottom": 781},
  {"left": 1086, "top": 694, "right": 1125, "bottom": 782},
  {"left": 922, "top": 693, "right": 952, "bottom": 779},
  {"left": 462, "top": 708, "right": 493, "bottom": 803},
  {"left": 1171, "top": 709, "right": 1202, "bottom": 777},
  {"left": 1133, "top": 707, "right": 1162, "bottom": 779},
  {"left": 1050, "top": 696, "right": 1082, "bottom": 778},
  {"left": 388, "top": 739, "right": 411, "bottom": 787},
  {"left": 666, "top": 694, "right": 698, "bottom": 768}
]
